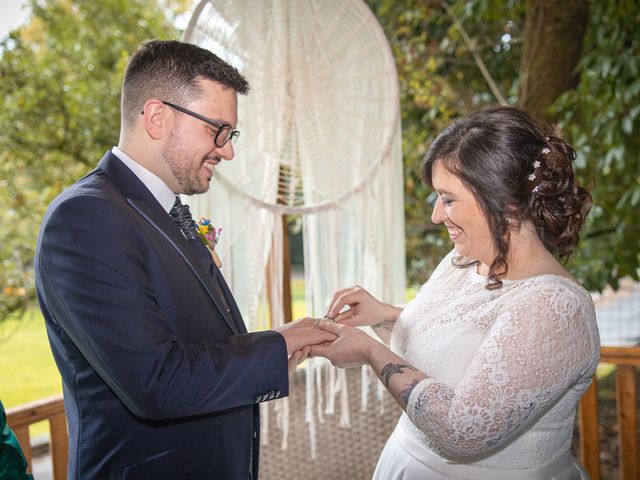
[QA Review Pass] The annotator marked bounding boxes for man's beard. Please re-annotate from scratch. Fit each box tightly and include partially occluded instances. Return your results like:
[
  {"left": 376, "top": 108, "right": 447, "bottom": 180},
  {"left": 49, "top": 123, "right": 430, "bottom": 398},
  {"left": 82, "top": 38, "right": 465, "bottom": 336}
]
[{"left": 162, "top": 130, "right": 209, "bottom": 195}]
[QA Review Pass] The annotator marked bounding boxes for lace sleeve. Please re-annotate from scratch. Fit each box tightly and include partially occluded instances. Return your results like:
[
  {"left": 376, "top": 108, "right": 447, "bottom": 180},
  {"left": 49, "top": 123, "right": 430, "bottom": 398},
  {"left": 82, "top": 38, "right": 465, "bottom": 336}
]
[{"left": 405, "top": 280, "right": 599, "bottom": 460}]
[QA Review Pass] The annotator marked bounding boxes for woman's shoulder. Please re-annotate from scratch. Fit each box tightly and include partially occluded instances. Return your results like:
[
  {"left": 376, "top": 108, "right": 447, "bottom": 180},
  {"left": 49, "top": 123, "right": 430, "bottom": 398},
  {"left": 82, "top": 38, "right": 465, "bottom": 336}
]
[{"left": 503, "top": 274, "right": 597, "bottom": 330}]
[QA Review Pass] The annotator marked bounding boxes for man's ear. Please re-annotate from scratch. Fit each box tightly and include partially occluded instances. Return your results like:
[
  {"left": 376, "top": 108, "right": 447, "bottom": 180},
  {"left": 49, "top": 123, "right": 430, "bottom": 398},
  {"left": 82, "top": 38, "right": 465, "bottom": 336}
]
[{"left": 141, "top": 99, "right": 168, "bottom": 140}]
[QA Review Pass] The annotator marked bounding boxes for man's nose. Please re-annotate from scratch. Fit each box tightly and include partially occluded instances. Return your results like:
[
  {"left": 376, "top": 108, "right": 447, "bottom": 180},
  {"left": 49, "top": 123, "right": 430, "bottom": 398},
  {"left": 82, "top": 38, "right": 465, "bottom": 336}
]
[{"left": 217, "top": 141, "right": 235, "bottom": 161}]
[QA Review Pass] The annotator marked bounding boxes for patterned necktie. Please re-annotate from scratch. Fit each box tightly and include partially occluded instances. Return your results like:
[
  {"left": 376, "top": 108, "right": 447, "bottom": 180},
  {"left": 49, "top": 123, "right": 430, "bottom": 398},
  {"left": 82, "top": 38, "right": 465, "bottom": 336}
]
[{"left": 169, "top": 197, "right": 199, "bottom": 240}]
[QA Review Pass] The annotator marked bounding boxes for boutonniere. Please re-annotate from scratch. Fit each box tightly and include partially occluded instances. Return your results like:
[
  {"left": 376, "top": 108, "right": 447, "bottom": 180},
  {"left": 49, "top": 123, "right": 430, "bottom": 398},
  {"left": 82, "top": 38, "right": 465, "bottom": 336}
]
[{"left": 197, "top": 218, "right": 223, "bottom": 268}]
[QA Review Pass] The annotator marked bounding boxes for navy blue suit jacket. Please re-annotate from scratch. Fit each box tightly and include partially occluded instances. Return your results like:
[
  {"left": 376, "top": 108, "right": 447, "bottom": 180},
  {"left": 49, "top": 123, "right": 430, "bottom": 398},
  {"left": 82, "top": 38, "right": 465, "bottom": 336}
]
[{"left": 35, "top": 151, "right": 288, "bottom": 479}]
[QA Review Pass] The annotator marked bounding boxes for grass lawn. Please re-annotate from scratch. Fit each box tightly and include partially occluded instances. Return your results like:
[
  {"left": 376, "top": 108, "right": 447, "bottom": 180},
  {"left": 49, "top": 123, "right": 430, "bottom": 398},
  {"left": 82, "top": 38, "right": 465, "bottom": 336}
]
[{"left": 0, "top": 309, "right": 62, "bottom": 438}]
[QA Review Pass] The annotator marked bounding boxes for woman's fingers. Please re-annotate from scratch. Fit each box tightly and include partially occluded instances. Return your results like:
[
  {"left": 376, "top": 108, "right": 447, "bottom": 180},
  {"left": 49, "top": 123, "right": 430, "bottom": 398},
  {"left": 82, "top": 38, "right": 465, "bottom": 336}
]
[{"left": 326, "top": 285, "right": 364, "bottom": 319}]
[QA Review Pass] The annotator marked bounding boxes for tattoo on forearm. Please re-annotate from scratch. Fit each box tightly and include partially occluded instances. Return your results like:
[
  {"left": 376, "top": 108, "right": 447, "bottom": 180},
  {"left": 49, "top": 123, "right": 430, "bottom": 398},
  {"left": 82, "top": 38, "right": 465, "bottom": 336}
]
[
  {"left": 400, "top": 379, "right": 420, "bottom": 407},
  {"left": 372, "top": 319, "right": 396, "bottom": 331},
  {"left": 380, "top": 363, "right": 418, "bottom": 388}
]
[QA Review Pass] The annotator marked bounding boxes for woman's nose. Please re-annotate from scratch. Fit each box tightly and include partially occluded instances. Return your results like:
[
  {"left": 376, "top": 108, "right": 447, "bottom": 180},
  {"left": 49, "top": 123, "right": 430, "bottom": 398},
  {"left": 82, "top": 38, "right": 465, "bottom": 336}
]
[{"left": 431, "top": 197, "right": 445, "bottom": 224}]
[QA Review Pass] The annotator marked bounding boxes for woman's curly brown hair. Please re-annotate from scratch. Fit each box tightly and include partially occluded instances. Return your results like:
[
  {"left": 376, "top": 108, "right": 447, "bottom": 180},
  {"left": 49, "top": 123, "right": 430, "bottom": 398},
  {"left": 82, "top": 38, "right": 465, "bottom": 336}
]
[{"left": 421, "top": 106, "right": 592, "bottom": 289}]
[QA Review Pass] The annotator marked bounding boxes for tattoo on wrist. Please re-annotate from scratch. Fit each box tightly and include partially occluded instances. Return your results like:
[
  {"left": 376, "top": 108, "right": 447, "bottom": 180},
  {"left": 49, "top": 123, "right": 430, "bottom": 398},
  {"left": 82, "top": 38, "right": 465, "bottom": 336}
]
[
  {"left": 372, "top": 319, "right": 396, "bottom": 331},
  {"left": 380, "top": 363, "right": 418, "bottom": 388},
  {"left": 400, "top": 379, "right": 419, "bottom": 406}
]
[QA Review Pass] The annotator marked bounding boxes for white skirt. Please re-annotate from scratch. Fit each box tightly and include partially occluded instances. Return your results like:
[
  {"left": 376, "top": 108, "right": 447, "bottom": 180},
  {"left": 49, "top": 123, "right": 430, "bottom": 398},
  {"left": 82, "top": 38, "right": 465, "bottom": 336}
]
[{"left": 373, "top": 426, "right": 590, "bottom": 480}]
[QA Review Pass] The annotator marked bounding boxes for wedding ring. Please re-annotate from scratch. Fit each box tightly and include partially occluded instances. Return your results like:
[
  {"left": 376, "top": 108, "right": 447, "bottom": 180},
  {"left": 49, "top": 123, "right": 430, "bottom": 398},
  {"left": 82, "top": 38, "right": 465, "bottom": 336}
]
[{"left": 323, "top": 315, "right": 336, "bottom": 323}]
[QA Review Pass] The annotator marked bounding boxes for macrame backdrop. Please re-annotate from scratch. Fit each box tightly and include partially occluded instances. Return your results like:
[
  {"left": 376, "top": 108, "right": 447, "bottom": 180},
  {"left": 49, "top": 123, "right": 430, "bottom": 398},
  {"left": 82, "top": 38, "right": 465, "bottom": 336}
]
[{"left": 184, "top": 0, "right": 405, "bottom": 456}]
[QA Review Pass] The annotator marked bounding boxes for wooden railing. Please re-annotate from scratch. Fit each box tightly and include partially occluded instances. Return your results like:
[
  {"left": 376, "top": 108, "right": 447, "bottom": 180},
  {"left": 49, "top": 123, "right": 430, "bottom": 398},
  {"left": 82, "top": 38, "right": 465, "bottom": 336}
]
[
  {"left": 579, "top": 346, "right": 640, "bottom": 480},
  {"left": 5, "top": 347, "right": 639, "bottom": 480},
  {"left": 6, "top": 395, "right": 68, "bottom": 480}
]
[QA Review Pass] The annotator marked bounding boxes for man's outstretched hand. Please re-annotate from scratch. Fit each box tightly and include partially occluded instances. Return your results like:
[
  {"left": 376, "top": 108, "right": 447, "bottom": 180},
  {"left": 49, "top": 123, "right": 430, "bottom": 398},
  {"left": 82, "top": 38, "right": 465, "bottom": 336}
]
[{"left": 275, "top": 317, "right": 337, "bottom": 372}]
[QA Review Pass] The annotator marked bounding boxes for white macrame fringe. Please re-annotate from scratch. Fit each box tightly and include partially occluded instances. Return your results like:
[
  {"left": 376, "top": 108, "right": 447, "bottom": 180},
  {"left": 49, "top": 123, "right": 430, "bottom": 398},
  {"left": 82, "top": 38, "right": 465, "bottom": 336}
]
[
  {"left": 361, "top": 364, "right": 370, "bottom": 412},
  {"left": 185, "top": 0, "right": 406, "bottom": 460}
]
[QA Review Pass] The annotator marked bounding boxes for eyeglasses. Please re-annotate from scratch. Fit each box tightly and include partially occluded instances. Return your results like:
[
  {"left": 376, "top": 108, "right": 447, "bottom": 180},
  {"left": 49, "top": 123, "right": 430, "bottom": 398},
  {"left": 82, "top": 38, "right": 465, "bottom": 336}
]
[{"left": 160, "top": 101, "right": 240, "bottom": 148}]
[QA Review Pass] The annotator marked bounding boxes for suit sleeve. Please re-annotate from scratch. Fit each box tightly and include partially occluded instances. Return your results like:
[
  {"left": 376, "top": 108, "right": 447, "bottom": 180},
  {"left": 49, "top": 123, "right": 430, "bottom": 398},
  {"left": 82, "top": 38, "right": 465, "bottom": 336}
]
[{"left": 37, "top": 193, "right": 288, "bottom": 420}]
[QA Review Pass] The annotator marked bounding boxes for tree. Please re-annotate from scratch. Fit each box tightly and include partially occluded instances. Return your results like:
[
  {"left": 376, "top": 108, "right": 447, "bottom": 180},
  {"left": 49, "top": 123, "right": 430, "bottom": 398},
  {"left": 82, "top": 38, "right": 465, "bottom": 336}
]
[
  {"left": 554, "top": 0, "right": 640, "bottom": 290},
  {"left": 0, "top": 0, "right": 180, "bottom": 322},
  {"left": 518, "top": 0, "right": 589, "bottom": 123},
  {"left": 366, "top": 0, "right": 525, "bottom": 283}
]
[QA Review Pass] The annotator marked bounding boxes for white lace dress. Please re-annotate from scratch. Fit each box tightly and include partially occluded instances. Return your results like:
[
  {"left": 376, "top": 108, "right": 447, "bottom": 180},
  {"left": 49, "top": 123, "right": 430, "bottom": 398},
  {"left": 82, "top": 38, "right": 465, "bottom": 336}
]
[{"left": 374, "top": 251, "right": 600, "bottom": 480}]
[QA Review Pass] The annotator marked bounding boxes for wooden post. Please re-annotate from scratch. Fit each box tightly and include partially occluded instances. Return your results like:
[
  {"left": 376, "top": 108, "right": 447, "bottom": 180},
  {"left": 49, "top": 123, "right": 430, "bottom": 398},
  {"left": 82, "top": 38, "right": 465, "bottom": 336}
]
[
  {"left": 11, "top": 425, "right": 32, "bottom": 474},
  {"left": 281, "top": 215, "right": 293, "bottom": 324},
  {"left": 579, "top": 375, "right": 600, "bottom": 480},
  {"left": 616, "top": 365, "right": 638, "bottom": 480},
  {"left": 266, "top": 214, "right": 293, "bottom": 327},
  {"left": 50, "top": 412, "right": 69, "bottom": 480}
]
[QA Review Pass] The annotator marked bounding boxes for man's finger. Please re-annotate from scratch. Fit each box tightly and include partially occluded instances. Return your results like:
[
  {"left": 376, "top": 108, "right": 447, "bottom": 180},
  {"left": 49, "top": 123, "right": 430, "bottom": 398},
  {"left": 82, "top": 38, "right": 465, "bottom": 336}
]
[
  {"left": 318, "top": 319, "right": 341, "bottom": 334},
  {"left": 309, "top": 343, "right": 331, "bottom": 358}
]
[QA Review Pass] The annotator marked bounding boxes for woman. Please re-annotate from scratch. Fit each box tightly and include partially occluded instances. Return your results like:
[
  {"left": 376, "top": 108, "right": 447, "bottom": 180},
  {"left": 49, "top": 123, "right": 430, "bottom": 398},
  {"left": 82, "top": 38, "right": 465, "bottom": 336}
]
[{"left": 311, "top": 106, "right": 600, "bottom": 479}]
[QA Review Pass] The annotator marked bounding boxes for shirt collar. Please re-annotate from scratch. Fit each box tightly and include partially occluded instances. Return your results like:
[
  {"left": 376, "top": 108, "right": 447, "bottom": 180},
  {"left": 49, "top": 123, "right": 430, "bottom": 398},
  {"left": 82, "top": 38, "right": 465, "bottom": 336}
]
[{"left": 111, "top": 146, "right": 176, "bottom": 213}]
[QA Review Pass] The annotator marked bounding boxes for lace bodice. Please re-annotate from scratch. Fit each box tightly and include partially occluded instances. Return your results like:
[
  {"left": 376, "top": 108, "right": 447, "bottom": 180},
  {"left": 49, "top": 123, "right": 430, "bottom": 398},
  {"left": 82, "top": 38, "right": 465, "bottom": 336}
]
[{"left": 390, "top": 251, "right": 600, "bottom": 468}]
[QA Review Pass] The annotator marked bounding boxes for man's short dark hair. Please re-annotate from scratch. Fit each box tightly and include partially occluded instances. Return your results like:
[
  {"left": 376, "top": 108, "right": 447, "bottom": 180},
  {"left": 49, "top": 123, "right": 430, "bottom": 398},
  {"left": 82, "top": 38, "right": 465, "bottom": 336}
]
[{"left": 121, "top": 40, "right": 249, "bottom": 130}]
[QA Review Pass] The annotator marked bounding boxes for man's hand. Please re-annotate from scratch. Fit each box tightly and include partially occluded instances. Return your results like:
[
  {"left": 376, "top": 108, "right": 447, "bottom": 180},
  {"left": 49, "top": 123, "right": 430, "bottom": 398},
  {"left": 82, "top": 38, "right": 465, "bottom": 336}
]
[{"left": 274, "top": 317, "right": 337, "bottom": 355}]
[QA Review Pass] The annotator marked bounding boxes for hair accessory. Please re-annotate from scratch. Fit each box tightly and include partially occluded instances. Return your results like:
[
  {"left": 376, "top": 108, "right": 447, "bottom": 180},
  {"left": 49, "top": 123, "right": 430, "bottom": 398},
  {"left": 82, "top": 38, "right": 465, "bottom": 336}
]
[
  {"left": 533, "top": 160, "right": 541, "bottom": 168},
  {"left": 528, "top": 173, "right": 536, "bottom": 181},
  {"left": 542, "top": 148, "right": 550, "bottom": 155},
  {"left": 532, "top": 185, "right": 540, "bottom": 193}
]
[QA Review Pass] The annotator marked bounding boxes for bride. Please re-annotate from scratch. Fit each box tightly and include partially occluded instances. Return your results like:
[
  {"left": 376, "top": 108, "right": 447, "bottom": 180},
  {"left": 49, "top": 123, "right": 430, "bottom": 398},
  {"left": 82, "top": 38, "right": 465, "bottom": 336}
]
[{"left": 310, "top": 106, "right": 599, "bottom": 479}]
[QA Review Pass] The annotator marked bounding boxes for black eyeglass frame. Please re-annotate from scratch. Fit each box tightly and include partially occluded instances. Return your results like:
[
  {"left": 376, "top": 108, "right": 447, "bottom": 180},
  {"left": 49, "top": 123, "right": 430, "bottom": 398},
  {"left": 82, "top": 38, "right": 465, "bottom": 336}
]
[{"left": 141, "top": 100, "right": 239, "bottom": 147}]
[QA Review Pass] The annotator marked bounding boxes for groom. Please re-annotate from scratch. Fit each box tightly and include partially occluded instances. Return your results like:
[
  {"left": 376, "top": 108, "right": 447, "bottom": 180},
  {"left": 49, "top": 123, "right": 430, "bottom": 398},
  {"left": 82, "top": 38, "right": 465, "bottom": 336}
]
[{"left": 35, "top": 40, "right": 333, "bottom": 479}]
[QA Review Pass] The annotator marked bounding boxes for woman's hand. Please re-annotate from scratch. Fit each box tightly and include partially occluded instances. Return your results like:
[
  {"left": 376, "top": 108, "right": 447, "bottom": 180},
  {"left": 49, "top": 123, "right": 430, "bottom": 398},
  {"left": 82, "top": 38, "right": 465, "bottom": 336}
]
[
  {"left": 309, "top": 320, "right": 381, "bottom": 368},
  {"left": 312, "top": 321, "right": 427, "bottom": 412},
  {"left": 288, "top": 345, "right": 311, "bottom": 372},
  {"left": 325, "top": 285, "right": 402, "bottom": 328}
]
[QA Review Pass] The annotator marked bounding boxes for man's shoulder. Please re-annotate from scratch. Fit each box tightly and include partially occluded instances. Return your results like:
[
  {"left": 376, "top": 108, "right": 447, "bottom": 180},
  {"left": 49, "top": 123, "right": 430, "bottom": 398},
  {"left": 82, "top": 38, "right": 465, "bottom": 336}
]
[{"left": 44, "top": 164, "right": 127, "bottom": 223}]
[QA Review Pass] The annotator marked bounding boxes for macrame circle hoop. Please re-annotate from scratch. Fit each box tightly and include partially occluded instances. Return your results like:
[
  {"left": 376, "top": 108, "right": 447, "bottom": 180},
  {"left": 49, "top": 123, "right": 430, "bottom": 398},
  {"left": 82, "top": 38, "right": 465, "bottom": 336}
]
[{"left": 184, "top": 0, "right": 406, "bottom": 457}]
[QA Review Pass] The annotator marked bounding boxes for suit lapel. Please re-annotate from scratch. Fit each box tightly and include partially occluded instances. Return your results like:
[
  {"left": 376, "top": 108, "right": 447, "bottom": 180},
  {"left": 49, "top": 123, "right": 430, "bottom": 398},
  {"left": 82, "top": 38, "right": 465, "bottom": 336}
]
[{"left": 98, "top": 152, "right": 240, "bottom": 335}]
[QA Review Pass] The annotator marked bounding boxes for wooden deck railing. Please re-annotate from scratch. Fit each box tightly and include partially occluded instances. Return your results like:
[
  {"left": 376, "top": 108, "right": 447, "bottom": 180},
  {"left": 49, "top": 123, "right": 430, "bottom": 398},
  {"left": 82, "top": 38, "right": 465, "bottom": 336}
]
[
  {"left": 6, "top": 395, "right": 68, "bottom": 480},
  {"left": 579, "top": 346, "right": 640, "bottom": 480},
  {"left": 5, "top": 346, "right": 639, "bottom": 480}
]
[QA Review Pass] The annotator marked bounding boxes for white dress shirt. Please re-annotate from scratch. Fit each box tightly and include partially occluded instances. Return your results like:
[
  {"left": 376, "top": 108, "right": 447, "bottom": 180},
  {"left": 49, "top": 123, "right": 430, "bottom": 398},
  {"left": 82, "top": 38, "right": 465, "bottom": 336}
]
[{"left": 111, "top": 146, "right": 176, "bottom": 213}]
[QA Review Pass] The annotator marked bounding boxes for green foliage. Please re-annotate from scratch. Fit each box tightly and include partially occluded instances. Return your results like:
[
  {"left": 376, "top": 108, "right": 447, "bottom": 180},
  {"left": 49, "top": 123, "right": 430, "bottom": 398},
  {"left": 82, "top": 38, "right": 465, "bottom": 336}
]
[
  {"left": 366, "top": 0, "right": 524, "bottom": 284},
  {"left": 553, "top": 0, "right": 640, "bottom": 291},
  {"left": 0, "top": 0, "right": 179, "bottom": 321}
]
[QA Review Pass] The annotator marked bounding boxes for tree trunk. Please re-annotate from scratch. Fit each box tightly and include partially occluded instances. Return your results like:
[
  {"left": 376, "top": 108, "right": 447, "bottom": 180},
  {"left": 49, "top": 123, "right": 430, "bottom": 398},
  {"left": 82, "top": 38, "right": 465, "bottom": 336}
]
[{"left": 518, "top": 0, "right": 589, "bottom": 123}]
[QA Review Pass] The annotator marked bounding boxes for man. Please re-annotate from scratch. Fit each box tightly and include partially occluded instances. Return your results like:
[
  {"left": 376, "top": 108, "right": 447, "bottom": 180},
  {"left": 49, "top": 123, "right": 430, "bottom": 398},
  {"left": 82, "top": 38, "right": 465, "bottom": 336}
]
[{"left": 35, "top": 40, "right": 332, "bottom": 479}]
